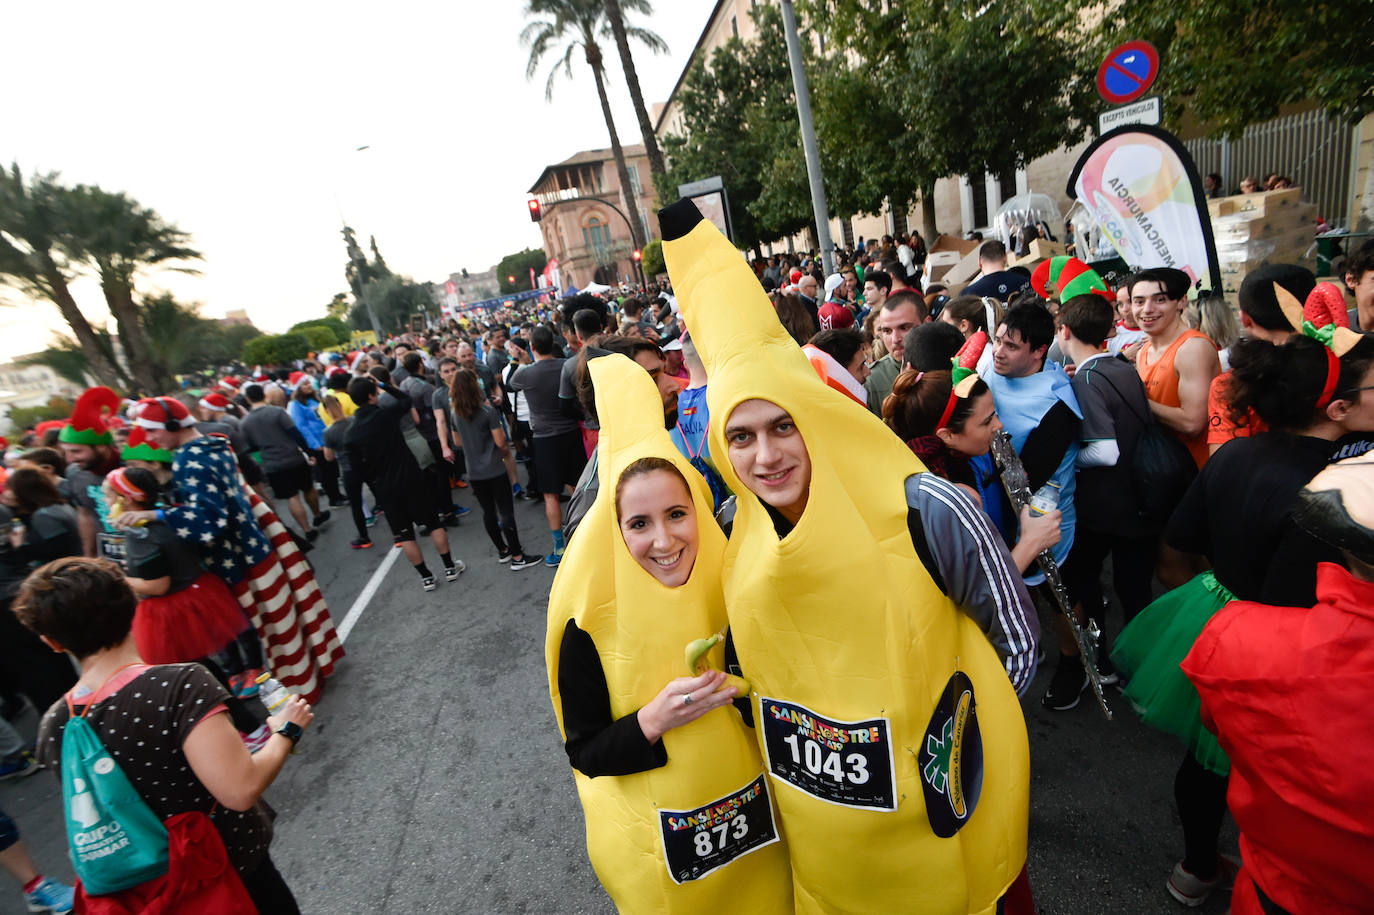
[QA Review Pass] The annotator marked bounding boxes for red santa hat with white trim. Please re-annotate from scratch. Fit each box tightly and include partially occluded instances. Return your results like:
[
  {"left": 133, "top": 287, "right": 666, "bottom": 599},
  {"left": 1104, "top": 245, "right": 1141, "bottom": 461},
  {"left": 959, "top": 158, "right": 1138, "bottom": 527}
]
[
  {"left": 132, "top": 396, "right": 197, "bottom": 430},
  {"left": 198, "top": 392, "right": 232, "bottom": 413}
]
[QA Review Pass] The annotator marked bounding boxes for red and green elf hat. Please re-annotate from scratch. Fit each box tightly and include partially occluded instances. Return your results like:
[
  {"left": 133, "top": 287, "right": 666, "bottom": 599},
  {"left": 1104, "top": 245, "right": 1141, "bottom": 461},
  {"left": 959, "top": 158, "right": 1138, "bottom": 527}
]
[
  {"left": 58, "top": 387, "right": 121, "bottom": 446},
  {"left": 938, "top": 330, "right": 989, "bottom": 429},
  {"left": 121, "top": 426, "right": 174, "bottom": 464},
  {"left": 1031, "top": 256, "right": 1114, "bottom": 303}
]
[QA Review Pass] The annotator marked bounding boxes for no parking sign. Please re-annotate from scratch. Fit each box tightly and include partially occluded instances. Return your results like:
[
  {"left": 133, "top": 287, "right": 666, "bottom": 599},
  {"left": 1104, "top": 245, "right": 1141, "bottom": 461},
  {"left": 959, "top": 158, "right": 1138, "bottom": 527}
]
[{"left": 1096, "top": 41, "right": 1159, "bottom": 105}]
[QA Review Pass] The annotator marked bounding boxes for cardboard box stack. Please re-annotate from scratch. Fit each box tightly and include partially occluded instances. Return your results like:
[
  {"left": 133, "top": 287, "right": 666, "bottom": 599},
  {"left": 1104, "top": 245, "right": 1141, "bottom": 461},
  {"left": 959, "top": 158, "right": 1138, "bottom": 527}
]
[
  {"left": 1210, "top": 188, "right": 1318, "bottom": 302},
  {"left": 924, "top": 235, "right": 980, "bottom": 285}
]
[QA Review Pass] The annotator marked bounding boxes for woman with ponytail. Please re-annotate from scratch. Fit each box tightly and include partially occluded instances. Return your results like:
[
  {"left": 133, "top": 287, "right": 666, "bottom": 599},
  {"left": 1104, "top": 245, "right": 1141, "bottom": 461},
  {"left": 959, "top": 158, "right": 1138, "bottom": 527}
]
[{"left": 1111, "top": 283, "right": 1374, "bottom": 907}]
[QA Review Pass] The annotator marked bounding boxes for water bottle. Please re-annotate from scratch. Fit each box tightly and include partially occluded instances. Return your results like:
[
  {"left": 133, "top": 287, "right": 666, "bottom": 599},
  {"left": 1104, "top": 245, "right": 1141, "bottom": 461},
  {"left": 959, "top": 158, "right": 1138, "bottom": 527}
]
[
  {"left": 1029, "top": 481, "right": 1061, "bottom": 516},
  {"left": 254, "top": 672, "right": 293, "bottom": 714}
]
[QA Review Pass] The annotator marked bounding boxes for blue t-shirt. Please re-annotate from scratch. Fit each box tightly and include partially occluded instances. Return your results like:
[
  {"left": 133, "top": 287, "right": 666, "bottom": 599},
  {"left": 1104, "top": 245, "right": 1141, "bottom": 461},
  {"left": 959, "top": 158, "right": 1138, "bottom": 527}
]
[{"left": 669, "top": 386, "right": 730, "bottom": 510}]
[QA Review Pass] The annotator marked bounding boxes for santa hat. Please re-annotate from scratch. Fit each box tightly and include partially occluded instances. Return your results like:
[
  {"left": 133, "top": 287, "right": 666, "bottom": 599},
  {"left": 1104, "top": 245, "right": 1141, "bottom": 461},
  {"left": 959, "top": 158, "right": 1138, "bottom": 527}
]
[
  {"left": 802, "top": 343, "right": 867, "bottom": 406},
  {"left": 790, "top": 269, "right": 803, "bottom": 284},
  {"left": 325, "top": 365, "right": 347, "bottom": 379},
  {"left": 133, "top": 396, "right": 196, "bottom": 431},
  {"left": 288, "top": 371, "right": 306, "bottom": 386},
  {"left": 199, "top": 392, "right": 232, "bottom": 413},
  {"left": 121, "top": 426, "right": 174, "bottom": 464},
  {"left": 1031, "top": 256, "right": 1114, "bottom": 302},
  {"left": 817, "top": 302, "right": 855, "bottom": 331},
  {"left": 59, "top": 387, "right": 121, "bottom": 446},
  {"left": 34, "top": 419, "right": 69, "bottom": 438},
  {"left": 218, "top": 376, "right": 241, "bottom": 392}
]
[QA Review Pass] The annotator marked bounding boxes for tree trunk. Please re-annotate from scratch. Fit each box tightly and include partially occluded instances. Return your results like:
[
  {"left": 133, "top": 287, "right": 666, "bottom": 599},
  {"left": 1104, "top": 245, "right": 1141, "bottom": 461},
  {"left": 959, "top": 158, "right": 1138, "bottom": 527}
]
[
  {"left": 604, "top": 0, "right": 666, "bottom": 182},
  {"left": 920, "top": 184, "right": 938, "bottom": 244},
  {"left": 41, "top": 260, "right": 125, "bottom": 389},
  {"left": 100, "top": 273, "right": 165, "bottom": 394},
  {"left": 587, "top": 41, "right": 647, "bottom": 251}
]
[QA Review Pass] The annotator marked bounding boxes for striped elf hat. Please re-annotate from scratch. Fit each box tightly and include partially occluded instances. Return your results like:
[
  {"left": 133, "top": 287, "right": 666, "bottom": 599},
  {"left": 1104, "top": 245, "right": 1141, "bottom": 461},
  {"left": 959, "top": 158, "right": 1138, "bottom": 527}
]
[
  {"left": 1031, "top": 256, "right": 1114, "bottom": 303},
  {"left": 121, "top": 426, "right": 174, "bottom": 463},
  {"left": 58, "top": 387, "right": 121, "bottom": 446}
]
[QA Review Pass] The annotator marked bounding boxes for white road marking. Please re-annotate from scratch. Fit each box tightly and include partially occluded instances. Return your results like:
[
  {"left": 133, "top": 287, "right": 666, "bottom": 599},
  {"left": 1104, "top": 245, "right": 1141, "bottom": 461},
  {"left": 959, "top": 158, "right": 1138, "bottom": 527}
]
[{"left": 337, "top": 547, "right": 401, "bottom": 643}]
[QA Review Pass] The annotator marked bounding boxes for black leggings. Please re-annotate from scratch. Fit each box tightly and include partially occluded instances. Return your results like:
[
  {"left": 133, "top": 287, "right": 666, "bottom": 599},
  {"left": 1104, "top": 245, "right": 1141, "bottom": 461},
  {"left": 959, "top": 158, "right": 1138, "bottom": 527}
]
[
  {"left": 1175, "top": 750, "right": 1229, "bottom": 878},
  {"left": 342, "top": 470, "right": 369, "bottom": 540},
  {"left": 240, "top": 854, "right": 300, "bottom": 914},
  {"left": 470, "top": 475, "right": 523, "bottom": 556}
]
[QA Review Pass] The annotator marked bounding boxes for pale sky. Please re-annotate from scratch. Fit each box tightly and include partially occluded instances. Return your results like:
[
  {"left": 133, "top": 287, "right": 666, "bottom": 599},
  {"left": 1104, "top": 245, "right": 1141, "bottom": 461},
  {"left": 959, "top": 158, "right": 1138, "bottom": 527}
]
[{"left": 0, "top": 0, "right": 717, "bottom": 361}]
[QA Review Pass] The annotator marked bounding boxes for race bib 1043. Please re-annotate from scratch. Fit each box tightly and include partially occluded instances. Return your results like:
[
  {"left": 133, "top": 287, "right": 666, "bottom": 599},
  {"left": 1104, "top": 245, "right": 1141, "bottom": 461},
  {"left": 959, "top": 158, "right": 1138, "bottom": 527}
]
[
  {"left": 658, "top": 774, "right": 779, "bottom": 884},
  {"left": 759, "top": 697, "right": 897, "bottom": 811}
]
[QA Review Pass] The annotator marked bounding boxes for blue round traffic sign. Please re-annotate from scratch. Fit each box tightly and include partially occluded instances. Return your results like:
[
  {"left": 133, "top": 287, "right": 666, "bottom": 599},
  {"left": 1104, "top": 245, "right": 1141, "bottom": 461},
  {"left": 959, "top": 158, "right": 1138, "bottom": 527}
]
[{"left": 1096, "top": 41, "right": 1159, "bottom": 105}]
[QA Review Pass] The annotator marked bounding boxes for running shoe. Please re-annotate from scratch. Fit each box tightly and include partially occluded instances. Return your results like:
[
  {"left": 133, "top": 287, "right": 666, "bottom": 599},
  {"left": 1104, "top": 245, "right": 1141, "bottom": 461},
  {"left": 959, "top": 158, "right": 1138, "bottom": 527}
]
[
  {"left": 421, "top": 575, "right": 437, "bottom": 592},
  {"left": 351, "top": 538, "right": 374, "bottom": 550},
  {"left": 511, "top": 554, "right": 544, "bottom": 571},
  {"left": 497, "top": 549, "right": 514, "bottom": 563},
  {"left": 228, "top": 671, "right": 261, "bottom": 699},
  {"left": 444, "top": 560, "right": 467, "bottom": 582},
  {"left": 1166, "top": 855, "right": 1241, "bottom": 908},
  {"left": 1041, "top": 655, "right": 1088, "bottom": 711},
  {"left": 453, "top": 505, "right": 472, "bottom": 517},
  {"left": 305, "top": 529, "right": 319, "bottom": 542},
  {"left": 23, "top": 876, "right": 75, "bottom": 914},
  {"left": 544, "top": 550, "right": 564, "bottom": 568},
  {"left": 512, "top": 483, "right": 524, "bottom": 498},
  {"left": 454, "top": 480, "right": 469, "bottom": 489},
  {"left": 1096, "top": 651, "right": 1121, "bottom": 687},
  {"left": 312, "top": 511, "right": 331, "bottom": 526},
  {"left": 242, "top": 724, "right": 272, "bottom": 754},
  {"left": 365, "top": 513, "right": 377, "bottom": 527},
  {"left": 0, "top": 750, "right": 39, "bottom": 780}
]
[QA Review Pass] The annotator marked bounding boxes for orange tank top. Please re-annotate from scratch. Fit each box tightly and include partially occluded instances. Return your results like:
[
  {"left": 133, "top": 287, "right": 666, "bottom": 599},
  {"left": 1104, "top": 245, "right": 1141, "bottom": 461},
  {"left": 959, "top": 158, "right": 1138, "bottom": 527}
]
[{"left": 1138, "top": 328, "right": 1213, "bottom": 468}]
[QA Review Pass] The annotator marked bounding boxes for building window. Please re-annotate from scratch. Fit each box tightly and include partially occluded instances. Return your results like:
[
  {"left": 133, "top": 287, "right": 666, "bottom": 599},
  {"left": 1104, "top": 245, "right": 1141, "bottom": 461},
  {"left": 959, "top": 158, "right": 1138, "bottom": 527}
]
[
  {"left": 969, "top": 170, "right": 1017, "bottom": 229},
  {"left": 583, "top": 216, "right": 612, "bottom": 249},
  {"left": 731, "top": 15, "right": 738, "bottom": 38},
  {"left": 626, "top": 164, "right": 641, "bottom": 198}
]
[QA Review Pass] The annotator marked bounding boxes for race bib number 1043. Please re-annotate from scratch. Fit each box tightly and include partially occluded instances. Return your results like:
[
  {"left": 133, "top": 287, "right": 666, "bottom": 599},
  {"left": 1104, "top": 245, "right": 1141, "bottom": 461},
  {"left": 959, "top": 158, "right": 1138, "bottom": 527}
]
[{"left": 759, "top": 697, "right": 897, "bottom": 810}]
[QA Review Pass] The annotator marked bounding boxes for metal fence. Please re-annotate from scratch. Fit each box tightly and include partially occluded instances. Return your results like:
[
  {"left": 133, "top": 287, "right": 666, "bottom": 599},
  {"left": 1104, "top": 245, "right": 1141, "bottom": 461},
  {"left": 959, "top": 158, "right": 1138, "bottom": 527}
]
[{"left": 1184, "top": 109, "right": 1356, "bottom": 228}]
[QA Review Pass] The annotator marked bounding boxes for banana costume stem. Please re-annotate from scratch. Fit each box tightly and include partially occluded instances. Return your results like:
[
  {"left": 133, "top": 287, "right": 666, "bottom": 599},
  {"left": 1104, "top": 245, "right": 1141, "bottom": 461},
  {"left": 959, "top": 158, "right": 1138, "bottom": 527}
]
[{"left": 662, "top": 198, "right": 1030, "bottom": 915}]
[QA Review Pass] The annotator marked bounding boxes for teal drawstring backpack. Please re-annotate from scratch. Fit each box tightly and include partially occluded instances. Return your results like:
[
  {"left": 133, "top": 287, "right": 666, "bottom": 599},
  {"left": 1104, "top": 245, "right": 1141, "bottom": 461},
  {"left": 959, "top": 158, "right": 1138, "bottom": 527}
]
[{"left": 61, "top": 680, "right": 170, "bottom": 895}]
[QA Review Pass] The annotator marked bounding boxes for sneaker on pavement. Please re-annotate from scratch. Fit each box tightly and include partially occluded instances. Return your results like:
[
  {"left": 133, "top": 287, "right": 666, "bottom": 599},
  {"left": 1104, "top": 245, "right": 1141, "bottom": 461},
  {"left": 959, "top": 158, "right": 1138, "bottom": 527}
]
[
  {"left": 544, "top": 550, "right": 564, "bottom": 568},
  {"left": 421, "top": 575, "right": 437, "bottom": 592},
  {"left": 1041, "top": 655, "right": 1088, "bottom": 711},
  {"left": 511, "top": 554, "right": 543, "bottom": 571},
  {"left": 0, "top": 750, "right": 39, "bottom": 780},
  {"left": 454, "top": 480, "right": 469, "bottom": 489},
  {"left": 312, "top": 511, "right": 331, "bottom": 526},
  {"left": 1166, "top": 855, "right": 1241, "bottom": 908},
  {"left": 453, "top": 505, "right": 472, "bottom": 517},
  {"left": 497, "top": 549, "right": 513, "bottom": 563},
  {"left": 444, "top": 560, "right": 467, "bottom": 582},
  {"left": 350, "top": 538, "right": 374, "bottom": 550},
  {"left": 512, "top": 483, "right": 524, "bottom": 497},
  {"left": 1097, "top": 651, "right": 1121, "bottom": 687},
  {"left": 305, "top": 528, "right": 319, "bottom": 542},
  {"left": 24, "top": 876, "right": 75, "bottom": 914},
  {"left": 365, "top": 513, "right": 377, "bottom": 527}
]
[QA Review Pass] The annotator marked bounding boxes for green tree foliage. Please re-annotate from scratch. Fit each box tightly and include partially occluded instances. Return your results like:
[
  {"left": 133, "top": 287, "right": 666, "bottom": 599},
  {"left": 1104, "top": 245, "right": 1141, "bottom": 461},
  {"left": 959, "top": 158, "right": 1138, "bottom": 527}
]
[
  {"left": 496, "top": 248, "right": 547, "bottom": 293},
  {"left": 1099, "top": 0, "right": 1374, "bottom": 136},
  {"left": 807, "top": 0, "right": 1095, "bottom": 238},
  {"left": 658, "top": 5, "right": 811, "bottom": 253},
  {"left": 289, "top": 317, "right": 349, "bottom": 346},
  {"left": 351, "top": 275, "right": 433, "bottom": 335},
  {"left": 7, "top": 396, "right": 73, "bottom": 435},
  {"left": 326, "top": 292, "right": 350, "bottom": 321},
  {"left": 298, "top": 326, "right": 338, "bottom": 352},
  {"left": 640, "top": 238, "right": 664, "bottom": 278},
  {"left": 242, "top": 332, "right": 310, "bottom": 367}
]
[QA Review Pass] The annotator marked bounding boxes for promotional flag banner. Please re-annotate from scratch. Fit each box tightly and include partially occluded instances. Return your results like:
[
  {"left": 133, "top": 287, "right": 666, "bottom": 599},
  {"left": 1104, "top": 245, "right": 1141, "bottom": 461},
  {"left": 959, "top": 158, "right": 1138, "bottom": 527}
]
[{"left": 1067, "top": 125, "right": 1221, "bottom": 294}]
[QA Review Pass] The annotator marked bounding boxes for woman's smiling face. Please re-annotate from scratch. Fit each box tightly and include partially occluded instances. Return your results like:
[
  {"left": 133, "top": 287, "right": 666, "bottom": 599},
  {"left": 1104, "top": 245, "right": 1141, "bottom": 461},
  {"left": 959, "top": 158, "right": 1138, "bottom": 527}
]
[{"left": 617, "top": 469, "right": 699, "bottom": 587}]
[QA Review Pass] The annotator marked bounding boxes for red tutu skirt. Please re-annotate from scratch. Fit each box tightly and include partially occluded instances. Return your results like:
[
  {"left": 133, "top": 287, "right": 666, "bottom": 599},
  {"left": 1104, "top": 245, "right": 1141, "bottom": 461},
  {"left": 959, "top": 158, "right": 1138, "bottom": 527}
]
[{"left": 132, "top": 571, "right": 250, "bottom": 665}]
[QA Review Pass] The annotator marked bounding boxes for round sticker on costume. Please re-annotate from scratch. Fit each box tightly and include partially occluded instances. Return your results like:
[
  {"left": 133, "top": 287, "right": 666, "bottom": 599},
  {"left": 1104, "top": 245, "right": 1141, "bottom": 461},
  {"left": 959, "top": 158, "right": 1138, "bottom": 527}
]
[
  {"left": 93, "top": 758, "right": 115, "bottom": 776},
  {"left": 917, "top": 671, "right": 984, "bottom": 837}
]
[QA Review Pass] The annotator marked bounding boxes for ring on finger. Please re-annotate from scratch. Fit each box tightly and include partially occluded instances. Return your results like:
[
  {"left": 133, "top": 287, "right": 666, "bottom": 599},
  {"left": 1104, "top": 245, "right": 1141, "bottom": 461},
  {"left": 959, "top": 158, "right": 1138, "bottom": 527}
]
[{"left": 681, "top": 692, "right": 693, "bottom": 706}]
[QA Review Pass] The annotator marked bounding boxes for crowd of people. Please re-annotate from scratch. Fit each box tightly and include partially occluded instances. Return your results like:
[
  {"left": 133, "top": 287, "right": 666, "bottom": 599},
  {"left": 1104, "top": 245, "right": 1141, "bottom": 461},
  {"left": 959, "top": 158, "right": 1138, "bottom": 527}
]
[{"left": 1, "top": 202, "right": 1373, "bottom": 911}]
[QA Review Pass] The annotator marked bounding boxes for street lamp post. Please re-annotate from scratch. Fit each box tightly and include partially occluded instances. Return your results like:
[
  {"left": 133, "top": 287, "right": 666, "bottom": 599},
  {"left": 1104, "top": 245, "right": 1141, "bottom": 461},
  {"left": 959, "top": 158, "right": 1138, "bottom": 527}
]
[{"left": 779, "top": 0, "right": 835, "bottom": 275}]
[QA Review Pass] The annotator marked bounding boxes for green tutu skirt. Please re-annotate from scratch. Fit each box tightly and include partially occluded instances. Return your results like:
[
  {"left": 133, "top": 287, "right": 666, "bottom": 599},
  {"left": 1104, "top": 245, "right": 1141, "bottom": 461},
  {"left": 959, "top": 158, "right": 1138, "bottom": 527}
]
[{"left": 1111, "top": 571, "right": 1235, "bottom": 776}]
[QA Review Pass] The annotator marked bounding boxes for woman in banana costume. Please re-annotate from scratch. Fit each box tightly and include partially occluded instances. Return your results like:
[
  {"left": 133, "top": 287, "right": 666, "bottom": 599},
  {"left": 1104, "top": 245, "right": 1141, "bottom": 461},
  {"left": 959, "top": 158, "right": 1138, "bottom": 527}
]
[
  {"left": 545, "top": 353, "right": 792, "bottom": 912},
  {"left": 660, "top": 199, "right": 1030, "bottom": 915}
]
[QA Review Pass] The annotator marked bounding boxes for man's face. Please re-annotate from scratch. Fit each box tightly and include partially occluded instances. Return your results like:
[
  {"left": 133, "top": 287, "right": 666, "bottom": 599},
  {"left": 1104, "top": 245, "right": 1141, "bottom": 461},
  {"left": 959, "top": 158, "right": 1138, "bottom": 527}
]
[
  {"left": 492, "top": 330, "right": 508, "bottom": 348},
  {"left": 439, "top": 362, "right": 458, "bottom": 388},
  {"left": 798, "top": 275, "right": 818, "bottom": 299},
  {"left": 1345, "top": 269, "right": 1374, "bottom": 313},
  {"left": 146, "top": 427, "right": 179, "bottom": 451},
  {"left": 1130, "top": 280, "right": 1184, "bottom": 337},
  {"left": 394, "top": 345, "right": 410, "bottom": 360},
  {"left": 863, "top": 280, "right": 886, "bottom": 309},
  {"left": 632, "top": 349, "right": 679, "bottom": 427},
  {"left": 725, "top": 399, "right": 812, "bottom": 524},
  {"left": 456, "top": 343, "right": 476, "bottom": 369},
  {"left": 60, "top": 443, "right": 98, "bottom": 470},
  {"left": 992, "top": 324, "right": 1045, "bottom": 378},
  {"left": 875, "top": 302, "right": 920, "bottom": 363},
  {"left": 842, "top": 272, "right": 858, "bottom": 298},
  {"left": 442, "top": 339, "right": 459, "bottom": 358}
]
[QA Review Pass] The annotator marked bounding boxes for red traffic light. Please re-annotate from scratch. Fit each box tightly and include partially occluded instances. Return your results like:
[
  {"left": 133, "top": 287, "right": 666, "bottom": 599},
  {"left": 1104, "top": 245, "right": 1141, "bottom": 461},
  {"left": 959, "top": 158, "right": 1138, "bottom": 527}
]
[
  {"left": 507, "top": 275, "right": 516, "bottom": 284},
  {"left": 632, "top": 249, "right": 642, "bottom": 262},
  {"left": 527, "top": 198, "right": 542, "bottom": 222}
]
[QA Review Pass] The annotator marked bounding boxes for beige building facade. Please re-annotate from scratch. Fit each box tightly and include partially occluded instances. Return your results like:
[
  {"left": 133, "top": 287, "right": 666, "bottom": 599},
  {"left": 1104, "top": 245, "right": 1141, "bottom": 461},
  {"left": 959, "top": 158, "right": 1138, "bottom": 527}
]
[{"left": 527, "top": 145, "right": 660, "bottom": 291}]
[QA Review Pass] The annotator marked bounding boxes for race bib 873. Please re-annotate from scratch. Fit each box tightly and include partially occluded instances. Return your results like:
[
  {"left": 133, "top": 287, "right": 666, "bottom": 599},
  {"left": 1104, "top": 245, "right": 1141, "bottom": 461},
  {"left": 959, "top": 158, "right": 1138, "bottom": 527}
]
[
  {"left": 759, "top": 697, "right": 897, "bottom": 810},
  {"left": 658, "top": 774, "right": 779, "bottom": 884}
]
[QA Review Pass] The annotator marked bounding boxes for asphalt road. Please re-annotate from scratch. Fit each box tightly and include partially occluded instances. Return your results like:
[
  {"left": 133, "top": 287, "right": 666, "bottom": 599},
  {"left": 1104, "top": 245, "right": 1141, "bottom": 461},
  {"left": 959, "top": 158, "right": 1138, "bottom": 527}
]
[{"left": 0, "top": 490, "right": 1236, "bottom": 914}]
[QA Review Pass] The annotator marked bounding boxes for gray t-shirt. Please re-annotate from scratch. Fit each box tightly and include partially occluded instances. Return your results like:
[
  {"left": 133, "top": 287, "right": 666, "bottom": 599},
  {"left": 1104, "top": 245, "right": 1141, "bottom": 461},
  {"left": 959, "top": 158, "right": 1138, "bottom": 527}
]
[
  {"left": 506, "top": 359, "right": 578, "bottom": 438},
  {"left": 322, "top": 417, "right": 354, "bottom": 476},
  {"left": 449, "top": 404, "right": 505, "bottom": 481},
  {"left": 240, "top": 405, "right": 307, "bottom": 472}
]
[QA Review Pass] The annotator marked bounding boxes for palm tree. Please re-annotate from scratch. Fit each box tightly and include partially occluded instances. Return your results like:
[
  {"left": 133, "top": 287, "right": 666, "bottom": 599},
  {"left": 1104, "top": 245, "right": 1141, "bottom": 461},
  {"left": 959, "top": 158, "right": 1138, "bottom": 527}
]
[
  {"left": 0, "top": 165, "right": 126, "bottom": 388},
  {"left": 521, "top": 0, "right": 665, "bottom": 250},
  {"left": 602, "top": 0, "right": 668, "bottom": 181}
]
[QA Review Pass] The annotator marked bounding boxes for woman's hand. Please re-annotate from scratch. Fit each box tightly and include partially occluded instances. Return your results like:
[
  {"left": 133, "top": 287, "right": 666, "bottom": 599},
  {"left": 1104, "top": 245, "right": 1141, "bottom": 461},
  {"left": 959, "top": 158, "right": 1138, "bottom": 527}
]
[
  {"left": 266, "top": 695, "right": 314, "bottom": 734},
  {"left": 111, "top": 510, "right": 156, "bottom": 529},
  {"left": 636, "top": 670, "right": 736, "bottom": 744},
  {"left": 1017, "top": 504, "right": 1062, "bottom": 557}
]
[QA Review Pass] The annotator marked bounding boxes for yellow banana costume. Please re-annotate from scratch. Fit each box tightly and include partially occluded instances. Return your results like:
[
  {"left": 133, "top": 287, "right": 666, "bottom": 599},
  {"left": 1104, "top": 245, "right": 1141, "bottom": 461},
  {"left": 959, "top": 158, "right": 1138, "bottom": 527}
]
[
  {"left": 545, "top": 354, "right": 793, "bottom": 912},
  {"left": 661, "top": 199, "right": 1030, "bottom": 914}
]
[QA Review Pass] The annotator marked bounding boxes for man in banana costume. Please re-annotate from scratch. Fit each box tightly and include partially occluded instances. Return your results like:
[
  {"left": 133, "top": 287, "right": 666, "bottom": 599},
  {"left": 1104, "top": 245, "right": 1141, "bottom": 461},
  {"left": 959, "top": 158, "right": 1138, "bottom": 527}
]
[
  {"left": 661, "top": 198, "right": 1030, "bottom": 914},
  {"left": 545, "top": 353, "right": 793, "bottom": 912}
]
